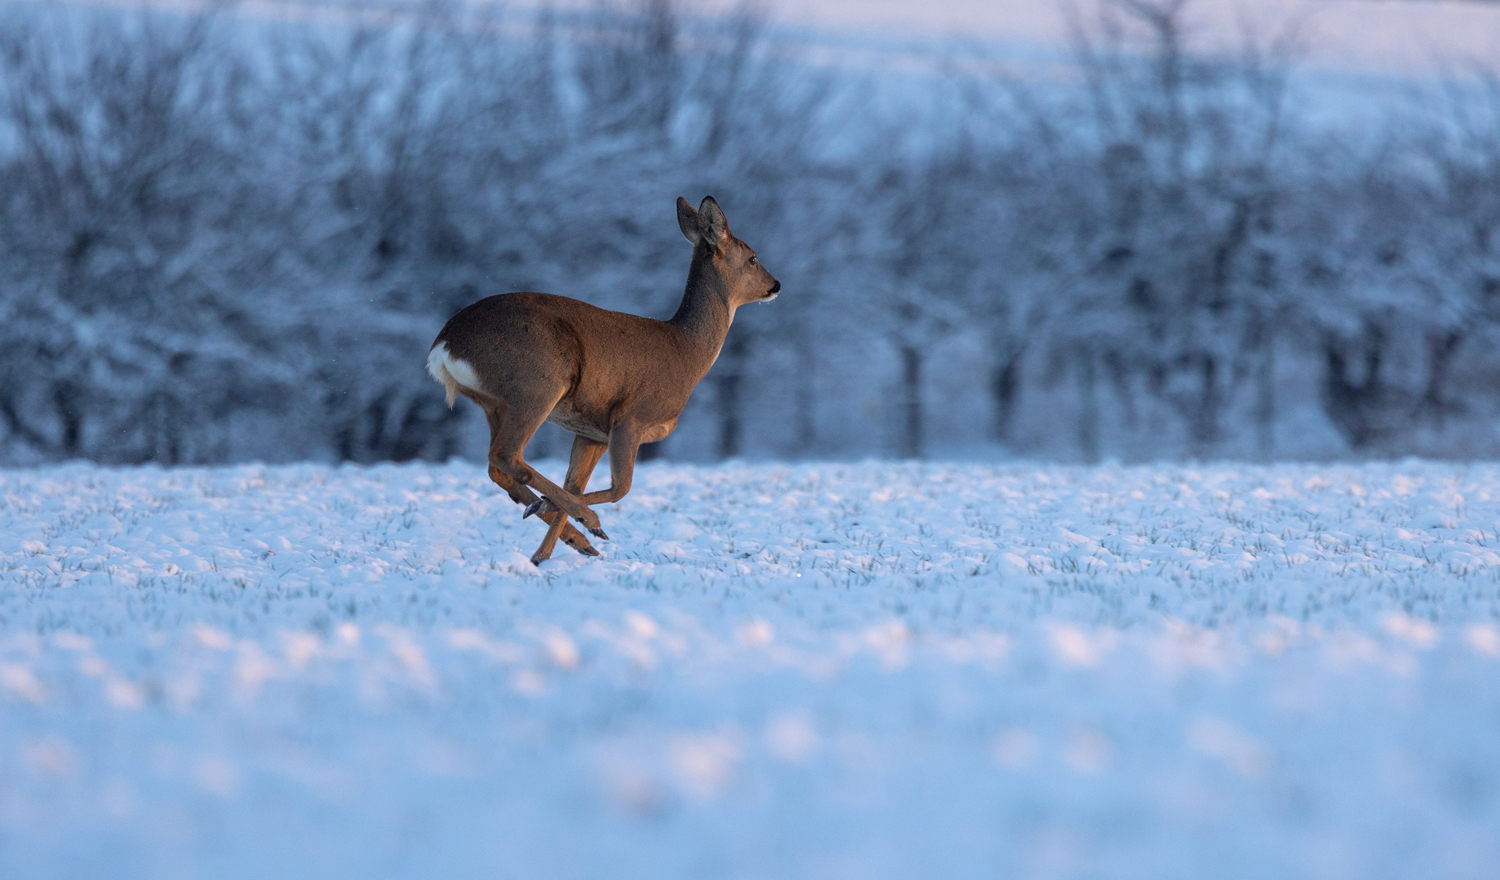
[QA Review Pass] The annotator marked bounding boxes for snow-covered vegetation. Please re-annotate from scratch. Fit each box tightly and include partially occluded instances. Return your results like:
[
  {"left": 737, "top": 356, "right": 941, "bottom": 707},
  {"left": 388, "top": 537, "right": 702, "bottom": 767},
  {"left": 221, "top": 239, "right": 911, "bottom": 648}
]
[
  {"left": 3, "top": 0, "right": 1500, "bottom": 465},
  {"left": 3, "top": 459, "right": 1500, "bottom": 877}
]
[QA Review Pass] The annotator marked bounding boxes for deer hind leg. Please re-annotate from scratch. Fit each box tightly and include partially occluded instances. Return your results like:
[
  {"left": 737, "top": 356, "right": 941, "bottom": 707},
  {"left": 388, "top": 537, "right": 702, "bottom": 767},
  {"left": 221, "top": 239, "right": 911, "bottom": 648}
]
[
  {"left": 481, "top": 405, "right": 599, "bottom": 557},
  {"left": 531, "top": 434, "right": 608, "bottom": 565},
  {"left": 484, "top": 394, "right": 606, "bottom": 536},
  {"left": 488, "top": 464, "right": 599, "bottom": 559}
]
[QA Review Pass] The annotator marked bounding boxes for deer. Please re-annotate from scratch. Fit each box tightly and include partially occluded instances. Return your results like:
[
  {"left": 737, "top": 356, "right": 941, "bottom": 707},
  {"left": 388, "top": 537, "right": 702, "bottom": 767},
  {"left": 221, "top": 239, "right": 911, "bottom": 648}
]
[{"left": 426, "top": 196, "right": 780, "bottom": 565}]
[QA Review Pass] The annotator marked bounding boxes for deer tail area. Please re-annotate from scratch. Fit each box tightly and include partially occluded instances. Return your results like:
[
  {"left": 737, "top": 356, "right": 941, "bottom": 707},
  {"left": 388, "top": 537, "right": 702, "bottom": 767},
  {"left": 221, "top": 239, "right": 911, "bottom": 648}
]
[{"left": 426, "top": 342, "right": 482, "bottom": 408}]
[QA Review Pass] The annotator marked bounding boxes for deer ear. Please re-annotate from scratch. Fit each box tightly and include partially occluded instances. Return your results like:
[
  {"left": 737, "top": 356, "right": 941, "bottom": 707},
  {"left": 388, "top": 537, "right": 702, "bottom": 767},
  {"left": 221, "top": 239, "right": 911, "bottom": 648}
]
[
  {"left": 698, "top": 196, "right": 728, "bottom": 247},
  {"left": 676, "top": 197, "right": 701, "bottom": 245}
]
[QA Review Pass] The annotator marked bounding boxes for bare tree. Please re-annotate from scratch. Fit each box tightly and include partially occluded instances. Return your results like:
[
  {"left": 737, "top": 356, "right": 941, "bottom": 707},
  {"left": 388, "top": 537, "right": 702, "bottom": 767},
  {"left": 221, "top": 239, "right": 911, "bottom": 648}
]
[
  {"left": 1039, "top": 0, "right": 1298, "bottom": 456},
  {"left": 0, "top": 8, "right": 290, "bottom": 463}
]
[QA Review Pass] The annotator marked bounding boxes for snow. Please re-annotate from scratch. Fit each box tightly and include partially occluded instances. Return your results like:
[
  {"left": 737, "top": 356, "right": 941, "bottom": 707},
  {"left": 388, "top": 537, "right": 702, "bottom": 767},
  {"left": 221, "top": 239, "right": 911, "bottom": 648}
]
[{"left": 2, "top": 459, "right": 1500, "bottom": 878}]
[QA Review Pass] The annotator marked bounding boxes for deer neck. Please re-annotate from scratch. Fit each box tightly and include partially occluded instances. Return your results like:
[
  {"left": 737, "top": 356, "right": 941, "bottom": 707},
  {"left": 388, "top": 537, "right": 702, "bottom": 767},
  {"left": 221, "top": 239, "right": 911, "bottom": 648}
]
[{"left": 668, "top": 259, "right": 737, "bottom": 370}]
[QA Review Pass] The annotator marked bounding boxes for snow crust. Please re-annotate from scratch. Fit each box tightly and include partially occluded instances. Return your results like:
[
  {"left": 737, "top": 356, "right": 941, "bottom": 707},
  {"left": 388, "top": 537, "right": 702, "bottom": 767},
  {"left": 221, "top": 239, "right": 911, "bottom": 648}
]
[{"left": 2, "top": 459, "right": 1499, "bottom": 878}]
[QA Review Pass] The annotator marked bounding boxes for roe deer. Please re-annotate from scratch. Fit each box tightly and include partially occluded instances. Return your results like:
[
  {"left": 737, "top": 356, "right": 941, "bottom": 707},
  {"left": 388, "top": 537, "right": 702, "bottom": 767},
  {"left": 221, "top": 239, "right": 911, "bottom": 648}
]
[{"left": 426, "top": 196, "right": 780, "bottom": 564}]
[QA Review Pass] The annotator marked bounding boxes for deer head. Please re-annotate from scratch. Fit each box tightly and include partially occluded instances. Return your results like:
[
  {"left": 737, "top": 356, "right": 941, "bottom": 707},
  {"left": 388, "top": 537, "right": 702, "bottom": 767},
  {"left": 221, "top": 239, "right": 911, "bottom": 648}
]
[{"left": 677, "top": 196, "right": 780, "bottom": 307}]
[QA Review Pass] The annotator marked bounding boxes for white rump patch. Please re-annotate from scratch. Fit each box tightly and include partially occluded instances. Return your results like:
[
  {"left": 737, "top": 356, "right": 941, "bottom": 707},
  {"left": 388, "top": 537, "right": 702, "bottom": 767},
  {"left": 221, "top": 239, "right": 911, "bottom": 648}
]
[{"left": 426, "top": 343, "right": 482, "bottom": 407}]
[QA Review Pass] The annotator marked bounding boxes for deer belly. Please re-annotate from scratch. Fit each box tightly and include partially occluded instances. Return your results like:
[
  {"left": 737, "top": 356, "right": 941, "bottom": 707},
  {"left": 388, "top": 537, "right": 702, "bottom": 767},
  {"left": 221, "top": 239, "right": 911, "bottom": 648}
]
[
  {"left": 642, "top": 420, "right": 677, "bottom": 443},
  {"left": 546, "top": 402, "right": 609, "bottom": 442}
]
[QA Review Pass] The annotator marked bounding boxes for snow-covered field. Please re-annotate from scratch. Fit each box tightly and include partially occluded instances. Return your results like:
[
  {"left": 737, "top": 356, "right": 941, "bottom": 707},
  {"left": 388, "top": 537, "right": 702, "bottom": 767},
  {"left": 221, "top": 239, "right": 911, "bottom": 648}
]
[{"left": 3, "top": 459, "right": 1499, "bottom": 879}]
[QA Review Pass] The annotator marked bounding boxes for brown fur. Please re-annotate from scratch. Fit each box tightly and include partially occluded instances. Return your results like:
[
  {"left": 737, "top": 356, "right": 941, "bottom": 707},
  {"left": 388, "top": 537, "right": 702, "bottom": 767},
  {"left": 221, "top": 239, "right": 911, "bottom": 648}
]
[{"left": 429, "top": 196, "right": 780, "bottom": 563}]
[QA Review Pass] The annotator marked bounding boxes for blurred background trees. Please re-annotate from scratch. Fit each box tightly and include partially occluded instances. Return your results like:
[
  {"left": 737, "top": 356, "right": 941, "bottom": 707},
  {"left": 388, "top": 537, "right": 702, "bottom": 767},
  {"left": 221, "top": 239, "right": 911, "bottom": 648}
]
[{"left": 2, "top": 0, "right": 1500, "bottom": 465}]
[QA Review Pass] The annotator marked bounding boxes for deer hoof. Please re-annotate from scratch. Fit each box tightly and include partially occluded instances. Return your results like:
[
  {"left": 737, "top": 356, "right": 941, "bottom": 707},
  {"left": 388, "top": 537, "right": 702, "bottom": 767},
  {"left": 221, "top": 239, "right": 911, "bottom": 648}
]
[
  {"left": 523, "top": 500, "right": 545, "bottom": 520},
  {"left": 587, "top": 526, "right": 609, "bottom": 540}
]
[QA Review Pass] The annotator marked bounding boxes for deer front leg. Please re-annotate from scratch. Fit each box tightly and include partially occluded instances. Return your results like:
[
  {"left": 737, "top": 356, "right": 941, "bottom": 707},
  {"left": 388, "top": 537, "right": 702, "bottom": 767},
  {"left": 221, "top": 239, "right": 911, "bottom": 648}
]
[
  {"left": 519, "top": 424, "right": 641, "bottom": 534},
  {"left": 578, "top": 422, "right": 643, "bottom": 507},
  {"left": 488, "top": 465, "right": 598, "bottom": 557},
  {"left": 531, "top": 435, "right": 608, "bottom": 565}
]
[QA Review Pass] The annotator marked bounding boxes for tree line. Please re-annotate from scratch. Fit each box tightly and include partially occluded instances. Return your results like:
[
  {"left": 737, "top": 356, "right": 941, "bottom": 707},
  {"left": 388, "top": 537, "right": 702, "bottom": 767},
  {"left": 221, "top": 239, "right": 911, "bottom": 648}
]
[{"left": 2, "top": 0, "right": 1498, "bottom": 465}]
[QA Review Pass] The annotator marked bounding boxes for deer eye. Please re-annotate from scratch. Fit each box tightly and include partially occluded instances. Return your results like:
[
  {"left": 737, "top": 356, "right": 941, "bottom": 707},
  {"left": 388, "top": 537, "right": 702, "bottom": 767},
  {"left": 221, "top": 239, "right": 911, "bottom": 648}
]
[{"left": 748, "top": 255, "right": 757, "bottom": 266}]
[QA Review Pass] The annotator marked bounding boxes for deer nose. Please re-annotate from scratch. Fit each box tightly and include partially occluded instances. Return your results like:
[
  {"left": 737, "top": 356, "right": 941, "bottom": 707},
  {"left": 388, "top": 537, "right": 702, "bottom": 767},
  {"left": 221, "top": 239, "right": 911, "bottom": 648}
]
[{"left": 768, "top": 280, "right": 781, "bottom": 295}]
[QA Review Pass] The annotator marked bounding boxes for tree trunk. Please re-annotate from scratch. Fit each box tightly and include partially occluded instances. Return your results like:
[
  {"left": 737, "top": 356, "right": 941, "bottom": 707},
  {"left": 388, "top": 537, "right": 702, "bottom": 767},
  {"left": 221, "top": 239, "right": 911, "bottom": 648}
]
[
  {"left": 54, "top": 385, "right": 82, "bottom": 458},
  {"left": 1255, "top": 339, "right": 1275, "bottom": 458},
  {"left": 795, "top": 337, "right": 817, "bottom": 453},
  {"left": 1189, "top": 353, "right": 1221, "bottom": 456},
  {"left": 990, "top": 345, "right": 1022, "bottom": 443},
  {"left": 1322, "top": 325, "right": 1389, "bottom": 450},
  {"left": 1, "top": 395, "right": 50, "bottom": 452},
  {"left": 1076, "top": 349, "right": 1099, "bottom": 463},
  {"left": 714, "top": 331, "right": 752, "bottom": 459},
  {"left": 1421, "top": 329, "right": 1463, "bottom": 431},
  {"left": 899, "top": 345, "right": 923, "bottom": 459}
]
